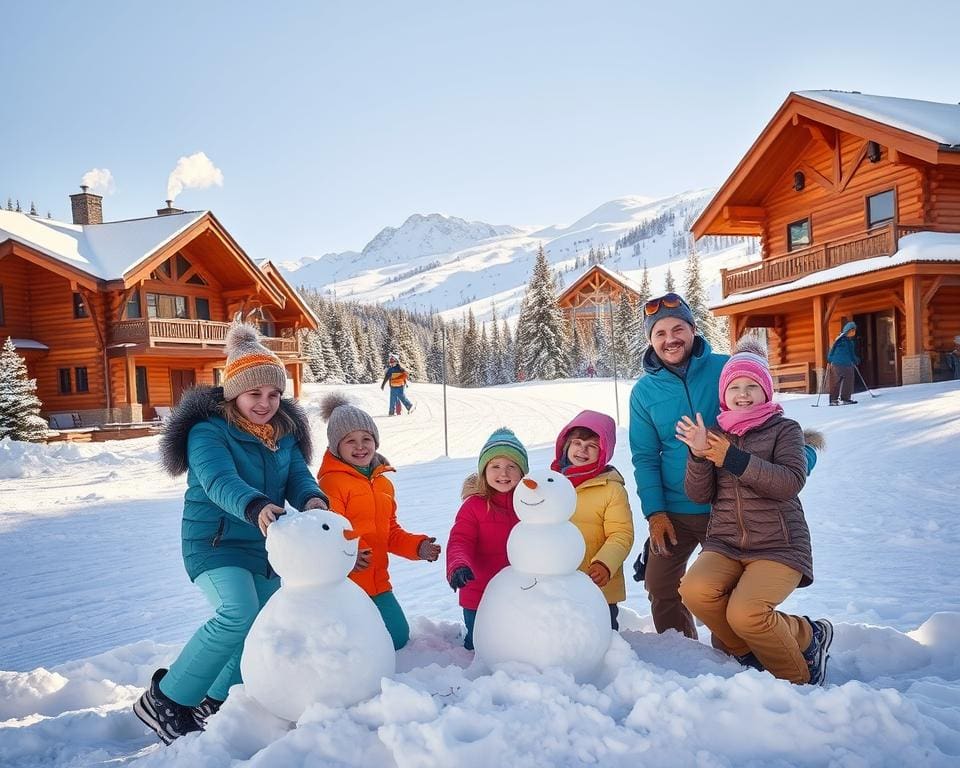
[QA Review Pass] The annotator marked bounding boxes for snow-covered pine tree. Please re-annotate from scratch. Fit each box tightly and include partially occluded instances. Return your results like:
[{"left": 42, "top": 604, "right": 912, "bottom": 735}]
[
  {"left": 489, "top": 306, "right": 506, "bottom": 385},
  {"left": 445, "top": 320, "right": 463, "bottom": 385},
  {"left": 396, "top": 311, "right": 426, "bottom": 381},
  {"left": 459, "top": 309, "right": 483, "bottom": 387},
  {"left": 319, "top": 311, "right": 346, "bottom": 383},
  {"left": 302, "top": 329, "right": 327, "bottom": 382},
  {"left": 683, "top": 247, "right": 718, "bottom": 347},
  {"left": 664, "top": 265, "right": 676, "bottom": 293},
  {"left": 0, "top": 337, "right": 49, "bottom": 442},
  {"left": 638, "top": 260, "right": 652, "bottom": 304},
  {"left": 501, "top": 320, "right": 515, "bottom": 383},
  {"left": 518, "top": 245, "right": 569, "bottom": 380},
  {"left": 479, "top": 323, "right": 493, "bottom": 386},
  {"left": 569, "top": 320, "right": 585, "bottom": 377},
  {"left": 612, "top": 291, "right": 636, "bottom": 377},
  {"left": 592, "top": 314, "right": 612, "bottom": 376},
  {"left": 328, "top": 306, "right": 363, "bottom": 383},
  {"left": 426, "top": 320, "right": 445, "bottom": 384}
]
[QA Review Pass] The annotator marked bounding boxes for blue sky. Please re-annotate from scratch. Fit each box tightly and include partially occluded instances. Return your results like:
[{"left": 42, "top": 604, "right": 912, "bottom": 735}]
[{"left": 4, "top": 1, "right": 958, "bottom": 261}]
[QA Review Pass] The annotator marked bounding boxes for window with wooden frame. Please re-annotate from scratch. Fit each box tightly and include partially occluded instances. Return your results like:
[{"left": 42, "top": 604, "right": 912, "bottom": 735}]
[
  {"left": 126, "top": 289, "right": 143, "bottom": 319},
  {"left": 0, "top": 285, "right": 5, "bottom": 325},
  {"left": 866, "top": 189, "right": 895, "bottom": 228},
  {"left": 58, "top": 368, "right": 72, "bottom": 394},
  {"left": 73, "top": 292, "right": 89, "bottom": 319},
  {"left": 195, "top": 297, "right": 211, "bottom": 320},
  {"left": 75, "top": 367, "right": 89, "bottom": 393},
  {"left": 146, "top": 292, "right": 189, "bottom": 319},
  {"left": 787, "top": 218, "right": 811, "bottom": 251}
]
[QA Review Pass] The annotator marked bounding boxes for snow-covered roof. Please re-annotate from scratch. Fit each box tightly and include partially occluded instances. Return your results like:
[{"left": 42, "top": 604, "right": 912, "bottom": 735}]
[
  {"left": 9, "top": 338, "right": 50, "bottom": 351},
  {"left": 798, "top": 91, "right": 960, "bottom": 147},
  {"left": 0, "top": 209, "right": 207, "bottom": 280},
  {"left": 713, "top": 231, "right": 960, "bottom": 308}
]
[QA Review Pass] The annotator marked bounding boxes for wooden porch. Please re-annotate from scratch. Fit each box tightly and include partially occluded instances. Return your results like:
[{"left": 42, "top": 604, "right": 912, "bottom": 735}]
[
  {"left": 109, "top": 318, "right": 300, "bottom": 356},
  {"left": 720, "top": 224, "right": 951, "bottom": 298}
]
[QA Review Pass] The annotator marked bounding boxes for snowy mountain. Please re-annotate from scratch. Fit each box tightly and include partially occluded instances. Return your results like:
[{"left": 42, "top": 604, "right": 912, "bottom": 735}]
[{"left": 282, "top": 190, "right": 757, "bottom": 324}]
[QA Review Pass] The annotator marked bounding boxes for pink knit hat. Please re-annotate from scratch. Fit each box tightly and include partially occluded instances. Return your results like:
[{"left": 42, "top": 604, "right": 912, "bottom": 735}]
[{"left": 719, "top": 336, "right": 774, "bottom": 408}]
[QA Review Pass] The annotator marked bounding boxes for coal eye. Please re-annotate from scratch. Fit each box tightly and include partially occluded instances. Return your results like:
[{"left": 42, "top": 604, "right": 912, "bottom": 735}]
[
  {"left": 322, "top": 523, "right": 330, "bottom": 530},
  {"left": 547, "top": 478, "right": 554, "bottom": 483}
]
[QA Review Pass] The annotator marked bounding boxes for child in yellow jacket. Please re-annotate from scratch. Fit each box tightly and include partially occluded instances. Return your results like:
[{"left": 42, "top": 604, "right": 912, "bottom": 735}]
[
  {"left": 318, "top": 394, "right": 440, "bottom": 649},
  {"left": 551, "top": 410, "right": 635, "bottom": 629}
]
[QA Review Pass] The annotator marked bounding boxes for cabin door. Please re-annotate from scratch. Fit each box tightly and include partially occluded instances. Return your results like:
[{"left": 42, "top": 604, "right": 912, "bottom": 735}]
[
  {"left": 170, "top": 369, "right": 196, "bottom": 405},
  {"left": 852, "top": 309, "right": 898, "bottom": 389}
]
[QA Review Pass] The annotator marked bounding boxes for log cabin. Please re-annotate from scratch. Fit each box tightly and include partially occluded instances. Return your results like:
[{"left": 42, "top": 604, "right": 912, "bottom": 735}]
[
  {"left": 0, "top": 189, "right": 319, "bottom": 425},
  {"left": 692, "top": 91, "right": 960, "bottom": 392},
  {"left": 557, "top": 264, "right": 644, "bottom": 336}
]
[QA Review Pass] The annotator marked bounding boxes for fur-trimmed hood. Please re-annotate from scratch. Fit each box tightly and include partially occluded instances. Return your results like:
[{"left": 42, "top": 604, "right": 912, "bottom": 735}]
[{"left": 159, "top": 386, "right": 314, "bottom": 476}]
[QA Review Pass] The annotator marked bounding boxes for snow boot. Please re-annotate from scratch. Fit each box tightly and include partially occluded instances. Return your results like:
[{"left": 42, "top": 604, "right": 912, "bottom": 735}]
[
  {"left": 734, "top": 651, "right": 765, "bottom": 672},
  {"left": 841, "top": 398, "right": 858, "bottom": 405},
  {"left": 407, "top": 402, "right": 416, "bottom": 414},
  {"left": 828, "top": 400, "right": 840, "bottom": 406},
  {"left": 802, "top": 617, "right": 834, "bottom": 686},
  {"left": 193, "top": 695, "right": 223, "bottom": 726},
  {"left": 133, "top": 668, "right": 202, "bottom": 745}
]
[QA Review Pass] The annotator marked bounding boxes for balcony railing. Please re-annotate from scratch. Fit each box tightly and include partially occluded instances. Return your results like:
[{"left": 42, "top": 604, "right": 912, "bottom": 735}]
[
  {"left": 720, "top": 222, "right": 911, "bottom": 298},
  {"left": 109, "top": 318, "right": 299, "bottom": 355}
]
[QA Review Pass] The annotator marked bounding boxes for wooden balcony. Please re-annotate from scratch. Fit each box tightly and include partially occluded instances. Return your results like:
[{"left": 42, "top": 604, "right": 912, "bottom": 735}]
[
  {"left": 720, "top": 222, "right": 916, "bottom": 298},
  {"left": 109, "top": 319, "right": 300, "bottom": 356}
]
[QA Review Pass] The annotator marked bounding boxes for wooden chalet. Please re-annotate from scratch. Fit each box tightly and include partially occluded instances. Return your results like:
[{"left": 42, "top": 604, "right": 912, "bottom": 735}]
[
  {"left": 557, "top": 264, "right": 644, "bottom": 335},
  {"left": 693, "top": 91, "right": 960, "bottom": 391},
  {"left": 0, "top": 189, "right": 319, "bottom": 426}
]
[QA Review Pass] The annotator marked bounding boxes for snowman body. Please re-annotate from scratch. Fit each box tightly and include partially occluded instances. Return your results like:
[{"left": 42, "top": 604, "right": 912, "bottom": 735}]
[
  {"left": 240, "top": 510, "right": 395, "bottom": 721},
  {"left": 473, "top": 470, "right": 612, "bottom": 681}
]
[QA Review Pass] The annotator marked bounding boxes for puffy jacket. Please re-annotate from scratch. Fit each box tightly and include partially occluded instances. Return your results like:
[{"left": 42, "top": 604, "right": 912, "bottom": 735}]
[
  {"left": 317, "top": 450, "right": 426, "bottom": 596},
  {"left": 446, "top": 476, "right": 519, "bottom": 611},
  {"left": 827, "top": 324, "right": 860, "bottom": 366},
  {"left": 684, "top": 414, "right": 813, "bottom": 586},
  {"left": 381, "top": 364, "right": 409, "bottom": 388},
  {"left": 159, "top": 386, "right": 325, "bottom": 582},
  {"left": 629, "top": 337, "right": 728, "bottom": 518},
  {"left": 571, "top": 469, "right": 634, "bottom": 603},
  {"left": 553, "top": 410, "right": 635, "bottom": 603}
]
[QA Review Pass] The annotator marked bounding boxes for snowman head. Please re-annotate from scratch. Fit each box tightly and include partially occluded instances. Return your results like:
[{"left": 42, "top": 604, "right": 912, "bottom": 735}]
[
  {"left": 513, "top": 469, "right": 577, "bottom": 524},
  {"left": 266, "top": 509, "right": 360, "bottom": 586}
]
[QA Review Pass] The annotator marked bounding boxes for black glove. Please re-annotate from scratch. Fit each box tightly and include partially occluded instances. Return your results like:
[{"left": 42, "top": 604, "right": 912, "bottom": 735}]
[
  {"left": 449, "top": 566, "right": 475, "bottom": 591},
  {"left": 632, "top": 537, "right": 651, "bottom": 583}
]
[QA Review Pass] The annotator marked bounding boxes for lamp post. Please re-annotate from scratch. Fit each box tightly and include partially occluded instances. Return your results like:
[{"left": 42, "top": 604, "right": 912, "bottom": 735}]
[
  {"left": 441, "top": 325, "right": 449, "bottom": 457},
  {"left": 608, "top": 297, "right": 620, "bottom": 426}
]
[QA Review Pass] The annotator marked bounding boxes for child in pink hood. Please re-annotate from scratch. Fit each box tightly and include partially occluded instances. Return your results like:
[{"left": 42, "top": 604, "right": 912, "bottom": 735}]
[
  {"left": 445, "top": 428, "right": 528, "bottom": 650},
  {"left": 552, "top": 410, "right": 635, "bottom": 629}
]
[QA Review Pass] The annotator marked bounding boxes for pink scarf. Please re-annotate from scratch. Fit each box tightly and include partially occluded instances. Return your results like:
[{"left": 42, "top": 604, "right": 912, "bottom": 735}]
[{"left": 716, "top": 402, "right": 783, "bottom": 436}]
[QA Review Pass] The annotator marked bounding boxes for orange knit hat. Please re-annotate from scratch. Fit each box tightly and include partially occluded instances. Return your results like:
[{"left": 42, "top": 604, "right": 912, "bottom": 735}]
[{"left": 222, "top": 322, "right": 287, "bottom": 401}]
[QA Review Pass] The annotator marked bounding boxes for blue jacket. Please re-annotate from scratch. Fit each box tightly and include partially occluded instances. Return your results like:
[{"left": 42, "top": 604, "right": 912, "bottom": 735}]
[
  {"left": 160, "top": 387, "right": 326, "bottom": 581},
  {"left": 827, "top": 323, "right": 859, "bottom": 366},
  {"left": 629, "top": 337, "right": 728, "bottom": 518}
]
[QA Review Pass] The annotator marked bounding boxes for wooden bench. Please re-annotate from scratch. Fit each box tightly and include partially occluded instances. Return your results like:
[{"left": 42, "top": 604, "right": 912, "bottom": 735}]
[{"left": 769, "top": 362, "right": 814, "bottom": 394}]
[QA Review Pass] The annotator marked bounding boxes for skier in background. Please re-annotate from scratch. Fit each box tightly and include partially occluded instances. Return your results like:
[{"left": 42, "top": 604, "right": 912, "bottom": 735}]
[{"left": 381, "top": 353, "right": 415, "bottom": 416}]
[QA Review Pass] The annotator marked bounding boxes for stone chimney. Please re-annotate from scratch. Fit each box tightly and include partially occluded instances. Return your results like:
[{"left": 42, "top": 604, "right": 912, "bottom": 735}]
[
  {"left": 156, "top": 199, "right": 184, "bottom": 216},
  {"left": 69, "top": 186, "right": 103, "bottom": 225}
]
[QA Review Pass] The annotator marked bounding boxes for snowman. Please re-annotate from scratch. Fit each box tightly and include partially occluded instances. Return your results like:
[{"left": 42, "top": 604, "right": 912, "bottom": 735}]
[
  {"left": 472, "top": 470, "right": 612, "bottom": 681},
  {"left": 240, "top": 509, "right": 395, "bottom": 722}
]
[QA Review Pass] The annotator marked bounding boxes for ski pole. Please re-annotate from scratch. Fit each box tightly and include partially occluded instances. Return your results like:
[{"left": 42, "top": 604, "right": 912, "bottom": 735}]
[
  {"left": 812, "top": 364, "right": 829, "bottom": 407},
  {"left": 854, "top": 365, "right": 879, "bottom": 398}
]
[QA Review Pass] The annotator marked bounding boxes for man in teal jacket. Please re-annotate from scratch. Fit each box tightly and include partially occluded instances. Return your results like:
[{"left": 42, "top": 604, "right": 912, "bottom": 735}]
[{"left": 629, "top": 293, "right": 727, "bottom": 638}]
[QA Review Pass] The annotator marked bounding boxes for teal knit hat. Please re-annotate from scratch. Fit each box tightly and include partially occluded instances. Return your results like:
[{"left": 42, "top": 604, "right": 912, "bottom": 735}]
[{"left": 478, "top": 427, "right": 528, "bottom": 475}]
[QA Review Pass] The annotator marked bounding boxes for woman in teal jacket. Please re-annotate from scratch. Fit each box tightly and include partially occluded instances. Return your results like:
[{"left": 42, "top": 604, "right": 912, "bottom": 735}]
[
  {"left": 133, "top": 323, "right": 327, "bottom": 746},
  {"left": 826, "top": 321, "right": 860, "bottom": 405}
]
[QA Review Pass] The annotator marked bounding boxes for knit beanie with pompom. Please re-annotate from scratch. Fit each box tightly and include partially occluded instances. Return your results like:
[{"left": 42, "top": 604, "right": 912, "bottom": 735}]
[
  {"left": 719, "top": 335, "right": 774, "bottom": 405},
  {"left": 320, "top": 393, "right": 379, "bottom": 457},
  {"left": 222, "top": 322, "right": 287, "bottom": 401}
]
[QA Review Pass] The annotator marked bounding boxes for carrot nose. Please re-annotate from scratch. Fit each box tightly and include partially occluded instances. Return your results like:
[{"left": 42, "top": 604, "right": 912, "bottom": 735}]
[
  {"left": 522, "top": 478, "right": 538, "bottom": 489},
  {"left": 343, "top": 528, "right": 361, "bottom": 541}
]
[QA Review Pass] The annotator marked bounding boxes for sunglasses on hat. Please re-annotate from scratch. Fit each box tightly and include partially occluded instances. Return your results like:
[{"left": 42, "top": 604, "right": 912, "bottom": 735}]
[{"left": 644, "top": 292, "right": 685, "bottom": 316}]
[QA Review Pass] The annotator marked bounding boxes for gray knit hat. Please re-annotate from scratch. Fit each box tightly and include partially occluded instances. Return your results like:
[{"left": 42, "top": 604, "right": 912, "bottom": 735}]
[
  {"left": 643, "top": 292, "right": 696, "bottom": 340},
  {"left": 222, "top": 322, "right": 287, "bottom": 401},
  {"left": 320, "top": 393, "right": 379, "bottom": 457}
]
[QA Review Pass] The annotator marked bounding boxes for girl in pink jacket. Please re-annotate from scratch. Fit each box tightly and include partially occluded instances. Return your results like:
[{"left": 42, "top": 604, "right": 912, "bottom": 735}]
[{"left": 445, "top": 427, "right": 529, "bottom": 650}]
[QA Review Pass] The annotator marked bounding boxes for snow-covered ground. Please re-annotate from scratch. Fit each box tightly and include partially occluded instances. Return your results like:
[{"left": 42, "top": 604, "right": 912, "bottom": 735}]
[{"left": 1, "top": 378, "right": 959, "bottom": 767}]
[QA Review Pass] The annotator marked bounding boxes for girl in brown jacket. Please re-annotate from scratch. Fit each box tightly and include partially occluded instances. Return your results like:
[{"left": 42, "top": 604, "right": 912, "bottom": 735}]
[{"left": 675, "top": 337, "right": 833, "bottom": 685}]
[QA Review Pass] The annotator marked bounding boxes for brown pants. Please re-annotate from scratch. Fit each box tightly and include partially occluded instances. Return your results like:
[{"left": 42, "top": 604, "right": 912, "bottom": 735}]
[
  {"left": 679, "top": 551, "right": 812, "bottom": 684},
  {"left": 644, "top": 513, "right": 709, "bottom": 639},
  {"left": 827, "top": 363, "right": 855, "bottom": 402}
]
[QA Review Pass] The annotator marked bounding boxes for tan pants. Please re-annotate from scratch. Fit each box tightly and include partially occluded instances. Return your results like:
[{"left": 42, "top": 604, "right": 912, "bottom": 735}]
[{"left": 679, "top": 551, "right": 812, "bottom": 684}]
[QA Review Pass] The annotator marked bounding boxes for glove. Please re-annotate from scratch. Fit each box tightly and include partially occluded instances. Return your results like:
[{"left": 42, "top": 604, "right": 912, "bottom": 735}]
[
  {"left": 449, "top": 566, "right": 475, "bottom": 591},
  {"left": 648, "top": 512, "right": 678, "bottom": 557},
  {"left": 632, "top": 537, "right": 651, "bottom": 582}
]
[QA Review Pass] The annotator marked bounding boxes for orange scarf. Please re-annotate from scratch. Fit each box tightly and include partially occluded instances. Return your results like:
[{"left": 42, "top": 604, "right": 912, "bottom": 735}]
[{"left": 234, "top": 416, "right": 277, "bottom": 451}]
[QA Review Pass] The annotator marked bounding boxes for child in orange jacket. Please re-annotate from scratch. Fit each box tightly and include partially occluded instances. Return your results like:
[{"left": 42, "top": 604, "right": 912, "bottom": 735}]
[{"left": 317, "top": 394, "right": 440, "bottom": 649}]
